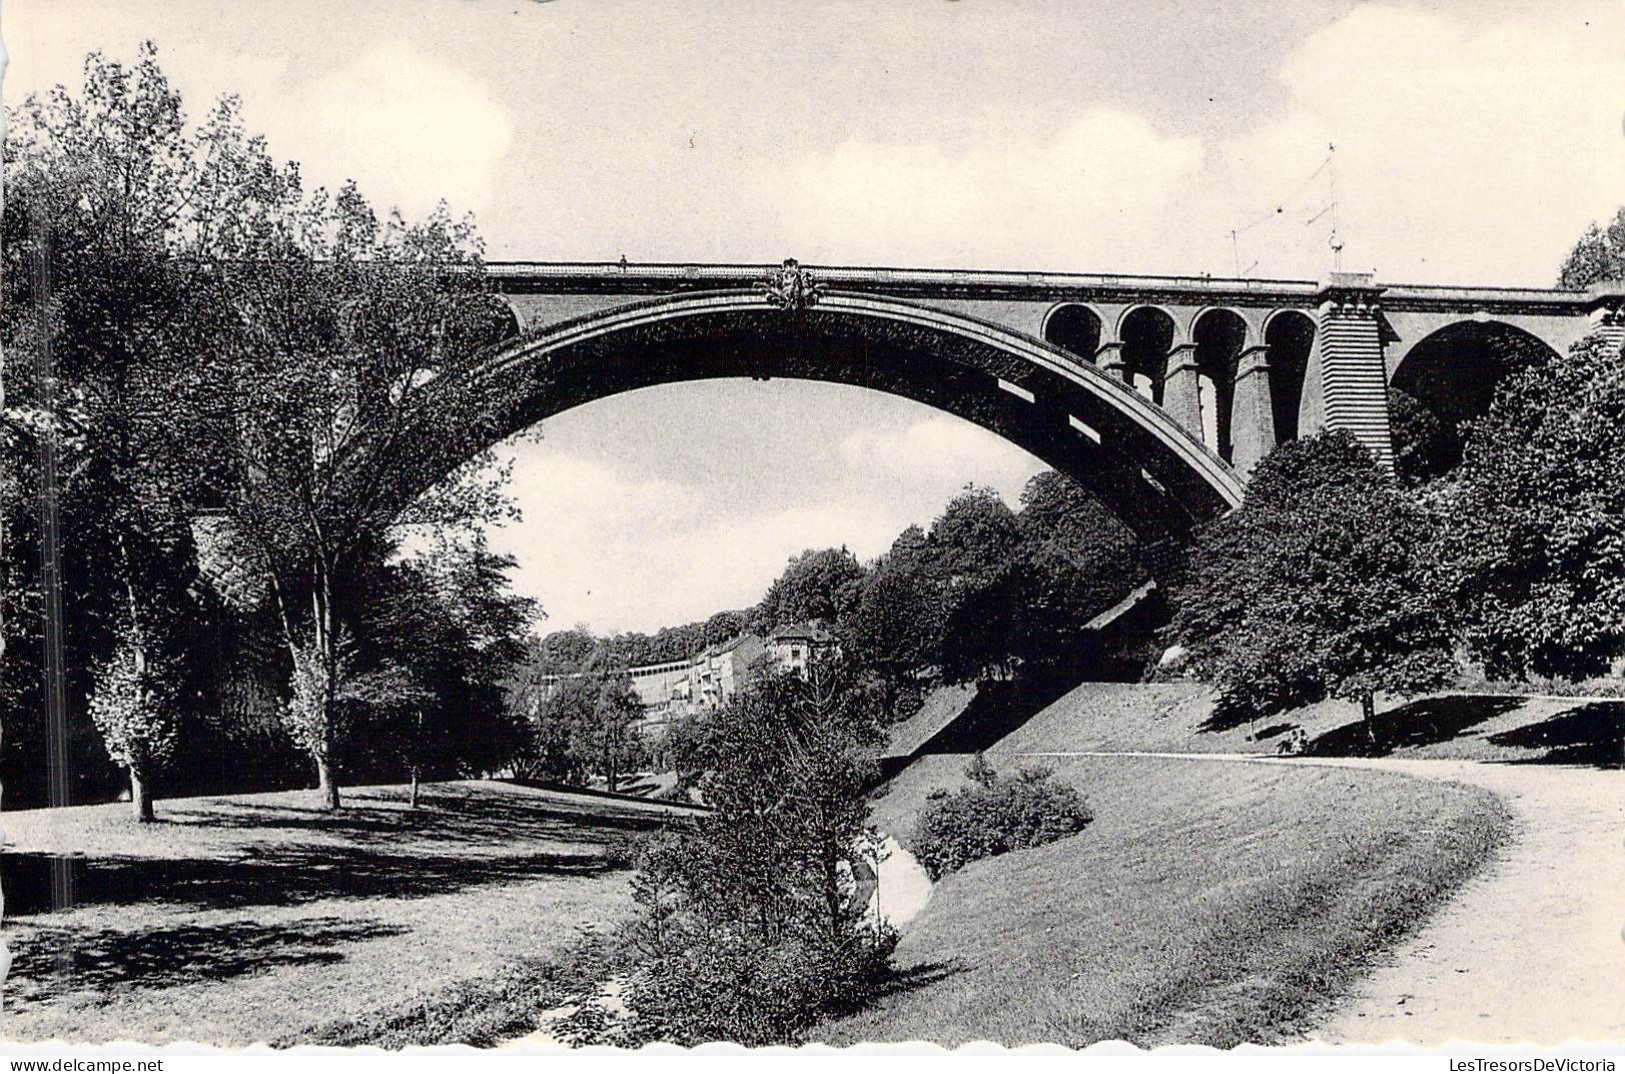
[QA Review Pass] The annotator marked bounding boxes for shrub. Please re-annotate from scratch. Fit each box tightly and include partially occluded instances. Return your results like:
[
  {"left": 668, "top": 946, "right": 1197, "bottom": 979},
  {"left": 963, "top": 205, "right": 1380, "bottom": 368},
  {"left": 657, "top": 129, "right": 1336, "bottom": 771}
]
[
  {"left": 913, "top": 755, "right": 1093, "bottom": 880},
  {"left": 622, "top": 923, "right": 898, "bottom": 1046}
]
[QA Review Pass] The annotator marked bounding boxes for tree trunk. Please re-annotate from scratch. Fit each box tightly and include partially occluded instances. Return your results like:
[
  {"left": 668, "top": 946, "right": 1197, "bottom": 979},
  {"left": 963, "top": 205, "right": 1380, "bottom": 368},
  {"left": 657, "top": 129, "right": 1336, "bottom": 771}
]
[
  {"left": 409, "top": 765, "right": 420, "bottom": 808},
  {"left": 316, "top": 750, "right": 341, "bottom": 810},
  {"left": 312, "top": 564, "right": 342, "bottom": 811},
  {"left": 1361, "top": 692, "right": 1378, "bottom": 748},
  {"left": 130, "top": 767, "right": 155, "bottom": 822},
  {"left": 822, "top": 833, "right": 843, "bottom": 942}
]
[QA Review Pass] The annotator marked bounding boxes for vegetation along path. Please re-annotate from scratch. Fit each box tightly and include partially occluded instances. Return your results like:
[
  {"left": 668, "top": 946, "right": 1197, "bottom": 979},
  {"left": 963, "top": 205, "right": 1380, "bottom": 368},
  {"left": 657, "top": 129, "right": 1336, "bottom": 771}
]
[{"left": 1024, "top": 750, "right": 1625, "bottom": 1045}]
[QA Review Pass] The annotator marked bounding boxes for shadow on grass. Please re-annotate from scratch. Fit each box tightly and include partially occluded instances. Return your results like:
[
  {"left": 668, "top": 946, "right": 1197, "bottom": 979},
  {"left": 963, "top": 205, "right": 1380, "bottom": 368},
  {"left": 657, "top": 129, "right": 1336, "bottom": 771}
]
[
  {"left": 5, "top": 916, "right": 409, "bottom": 1001},
  {"left": 1305, "top": 695, "right": 1524, "bottom": 758},
  {"left": 2, "top": 842, "right": 616, "bottom": 918},
  {"left": 1488, "top": 701, "right": 1625, "bottom": 768},
  {"left": 157, "top": 785, "right": 675, "bottom": 849},
  {"left": 871, "top": 960, "right": 966, "bottom": 1002},
  {"left": 917, "top": 675, "right": 1076, "bottom": 757}
]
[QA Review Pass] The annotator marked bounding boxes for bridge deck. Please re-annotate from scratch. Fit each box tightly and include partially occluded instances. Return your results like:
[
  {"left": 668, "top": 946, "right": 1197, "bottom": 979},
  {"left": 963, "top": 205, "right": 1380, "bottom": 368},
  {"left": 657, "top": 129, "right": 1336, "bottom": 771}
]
[{"left": 486, "top": 261, "right": 1594, "bottom": 315}]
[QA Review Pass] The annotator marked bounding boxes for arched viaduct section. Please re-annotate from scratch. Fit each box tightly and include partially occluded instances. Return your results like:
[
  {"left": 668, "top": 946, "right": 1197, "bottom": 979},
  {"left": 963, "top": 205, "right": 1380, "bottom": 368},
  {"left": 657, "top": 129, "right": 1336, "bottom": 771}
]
[
  {"left": 480, "top": 261, "right": 1623, "bottom": 503},
  {"left": 416, "top": 287, "right": 1245, "bottom": 544}
]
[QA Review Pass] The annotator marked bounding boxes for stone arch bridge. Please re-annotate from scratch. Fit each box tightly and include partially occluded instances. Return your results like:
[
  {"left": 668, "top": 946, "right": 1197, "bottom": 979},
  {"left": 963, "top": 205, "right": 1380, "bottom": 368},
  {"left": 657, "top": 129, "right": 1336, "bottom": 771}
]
[{"left": 466, "top": 260, "right": 1623, "bottom": 545}]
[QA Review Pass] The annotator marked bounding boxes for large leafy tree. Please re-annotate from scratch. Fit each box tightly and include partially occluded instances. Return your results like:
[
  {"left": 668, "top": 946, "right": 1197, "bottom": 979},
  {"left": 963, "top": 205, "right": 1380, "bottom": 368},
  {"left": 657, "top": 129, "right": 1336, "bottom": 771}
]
[
  {"left": 7, "top": 43, "right": 523, "bottom": 813},
  {"left": 166, "top": 97, "right": 516, "bottom": 810},
  {"left": 1171, "top": 433, "right": 1456, "bottom": 737},
  {"left": 748, "top": 546, "right": 865, "bottom": 633},
  {"left": 352, "top": 531, "right": 537, "bottom": 798},
  {"left": 1445, "top": 334, "right": 1625, "bottom": 680},
  {"left": 842, "top": 525, "right": 941, "bottom": 710},
  {"left": 3, "top": 44, "right": 224, "bottom": 816},
  {"left": 622, "top": 657, "right": 893, "bottom": 1044}
]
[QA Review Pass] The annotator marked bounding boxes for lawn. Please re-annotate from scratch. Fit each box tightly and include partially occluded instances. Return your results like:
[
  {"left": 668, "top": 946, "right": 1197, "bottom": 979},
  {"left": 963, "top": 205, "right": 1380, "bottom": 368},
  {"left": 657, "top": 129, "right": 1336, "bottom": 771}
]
[
  {"left": 820, "top": 750, "right": 1509, "bottom": 1047},
  {"left": 0, "top": 780, "right": 695, "bottom": 1046}
]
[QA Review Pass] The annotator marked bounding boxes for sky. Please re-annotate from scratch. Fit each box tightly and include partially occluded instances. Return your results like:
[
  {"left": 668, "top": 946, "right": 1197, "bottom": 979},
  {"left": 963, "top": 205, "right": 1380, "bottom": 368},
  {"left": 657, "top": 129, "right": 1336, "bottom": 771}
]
[{"left": 6, "top": 0, "right": 1623, "bottom": 633}]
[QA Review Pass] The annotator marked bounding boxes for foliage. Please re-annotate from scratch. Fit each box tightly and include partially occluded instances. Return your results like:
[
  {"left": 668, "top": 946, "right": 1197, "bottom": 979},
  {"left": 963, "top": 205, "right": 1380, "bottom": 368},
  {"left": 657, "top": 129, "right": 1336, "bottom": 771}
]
[
  {"left": 617, "top": 658, "right": 896, "bottom": 1045},
  {"left": 354, "top": 532, "right": 537, "bottom": 784},
  {"left": 1170, "top": 433, "right": 1456, "bottom": 725},
  {"left": 3, "top": 42, "right": 538, "bottom": 811},
  {"left": 86, "top": 632, "right": 179, "bottom": 818},
  {"left": 1445, "top": 334, "right": 1625, "bottom": 680},
  {"left": 1558, "top": 206, "right": 1625, "bottom": 290},
  {"left": 3, "top": 43, "right": 223, "bottom": 807},
  {"left": 281, "top": 638, "right": 348, "bottom": 778},
  {"left": 748, "top": 546, "right": 865, "bottom": 633},
  {"left": 1387, "top": 386, "right": 1456, "bottom": 487},
  {"left": 514, "top": 650, "right": 647, "bottom": 790},
  {"left": 842, "top": 477, "right": 1144, "bottom": 691},
  {"left": 912, "top": 755, "right": 1093, "bottom": 880}
]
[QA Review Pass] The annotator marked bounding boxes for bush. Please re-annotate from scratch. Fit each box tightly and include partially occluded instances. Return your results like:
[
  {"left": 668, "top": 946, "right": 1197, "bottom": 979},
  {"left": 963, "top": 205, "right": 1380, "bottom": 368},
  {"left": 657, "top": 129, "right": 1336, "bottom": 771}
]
[
  {"left": 622, "top": 923, "right": 898, "bottom": 1046},
  {"left": 913, "top": 755, "right": 1093, "bottom": 880}
]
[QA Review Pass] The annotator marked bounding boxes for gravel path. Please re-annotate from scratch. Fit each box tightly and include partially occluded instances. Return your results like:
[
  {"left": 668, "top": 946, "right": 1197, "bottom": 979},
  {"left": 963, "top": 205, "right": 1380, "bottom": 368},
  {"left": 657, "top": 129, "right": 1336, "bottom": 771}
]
[
  {"left": 1302, "top": 757, "right": 1625, "bottom": 1046},
  {"left": 1018, "top": 750, "right": 1625, "bottom": 1045}
]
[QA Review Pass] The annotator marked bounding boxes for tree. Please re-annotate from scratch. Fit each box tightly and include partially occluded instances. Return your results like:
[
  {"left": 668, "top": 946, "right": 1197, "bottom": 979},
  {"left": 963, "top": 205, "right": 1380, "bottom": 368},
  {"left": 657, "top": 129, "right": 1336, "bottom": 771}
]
[
  {"left": 1171, "top": 433, "right": 1456, "bottom": 739},
  {"left": 1558, "top": 206, "right": 1625, "bottom": 290},
  {"left": 168, "top": 106, "right": 516, "bottom": 810},
  {"left": 927, "top": 484, "right": 1025, "bottom": 587},
  {"left": 1446, "top": 334, "right": 1625, "bottom": 680},
  {"left": 86, "top": 630, "right": 178, "bottom": 820},
  {"left": 4, "top": 44, "right": 220, "bottom": 812},
  {"left": 748, "top": 547, "right": 865, "bottom": 633},
  {"left": 702, "top": 610, "right": 746, "bottom": 647},
  {"left": 620, "top": 656, "right": 894, "bottom": 1044},
  {"left": 355, "top": 532, "right": 536, "bottom": 796},
  {"left": 842, "top": 530, "right": 941, "bottom": 713},
  {"left": 519, "top": 651, "right": 646, "bottom": 791},
  {"left": 340, "top": 660, "right": 433, "bottom": 806}
]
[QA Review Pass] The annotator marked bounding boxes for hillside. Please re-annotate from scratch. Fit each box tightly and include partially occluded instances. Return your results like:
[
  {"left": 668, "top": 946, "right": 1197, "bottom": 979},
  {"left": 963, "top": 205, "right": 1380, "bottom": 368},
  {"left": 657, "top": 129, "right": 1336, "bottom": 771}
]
[
  {"left": 831, "top": 750, "right": 1508, "bottom": 1046},
  {"left": 989, "top": 680, "right": 1624, "bottom": 768}
]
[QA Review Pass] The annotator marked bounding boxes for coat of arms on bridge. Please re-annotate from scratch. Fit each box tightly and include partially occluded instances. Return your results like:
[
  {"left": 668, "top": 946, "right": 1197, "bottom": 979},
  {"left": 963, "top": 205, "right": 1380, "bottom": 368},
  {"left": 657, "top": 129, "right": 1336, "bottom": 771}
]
[{"left": 758, "top": 257, "right": 825, "bottom": 311}]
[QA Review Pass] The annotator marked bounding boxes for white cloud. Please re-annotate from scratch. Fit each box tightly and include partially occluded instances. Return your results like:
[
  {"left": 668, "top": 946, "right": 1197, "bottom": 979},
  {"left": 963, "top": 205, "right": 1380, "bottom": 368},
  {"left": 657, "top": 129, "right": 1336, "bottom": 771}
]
[
  {"left": 839, "top": 415, "right": 1046, "bottom": 498},
  {"left": 770, "top": 108, "right": 1206, "bottom": 268},
  {"left": 481, "top": 446, "right": 902, "bottom": 634},
  {"left": 1225, "top": 3, "right": 1625, "bottom": 284},
  {"left": 289, "top": 40, "right": 513, "bottom": 218}
]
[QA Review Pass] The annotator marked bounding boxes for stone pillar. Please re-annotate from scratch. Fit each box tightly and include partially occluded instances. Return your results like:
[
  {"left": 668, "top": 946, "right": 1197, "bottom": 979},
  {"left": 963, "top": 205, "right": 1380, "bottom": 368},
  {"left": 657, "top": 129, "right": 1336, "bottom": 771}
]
[
  {"left": 1095, "top": 340, "right": 1129, "bottom": 381},
  {"left": 1161, "top": 342, "right": 1204, "bottom": 442},
  {"left": 1313, "top": 273, "right": 1394, "bottom": 469},
  {"left": 1229, "top": 345, "right": 1276, "bottom": 477}
]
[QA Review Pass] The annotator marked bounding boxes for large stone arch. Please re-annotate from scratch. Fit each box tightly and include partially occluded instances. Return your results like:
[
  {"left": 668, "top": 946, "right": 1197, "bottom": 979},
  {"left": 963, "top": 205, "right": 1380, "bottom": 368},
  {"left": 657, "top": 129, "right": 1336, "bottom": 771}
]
[
  {"left": 399, "top": 289, "right": 1244, "bottom": 542},
  {"left": 1389, "top": 318, "right": 1562, "bottom": 477}
]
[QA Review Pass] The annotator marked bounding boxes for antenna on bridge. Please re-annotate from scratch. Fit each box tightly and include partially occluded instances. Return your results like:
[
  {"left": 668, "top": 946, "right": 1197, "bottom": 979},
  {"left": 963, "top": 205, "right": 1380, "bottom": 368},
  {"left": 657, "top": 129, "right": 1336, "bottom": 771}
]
[
  {"left": 1326, "top": 142, "right": 1344, "bottom": 271},
  {"left": 1226, "top": 143, "right": 1337, "bottom": 277}
]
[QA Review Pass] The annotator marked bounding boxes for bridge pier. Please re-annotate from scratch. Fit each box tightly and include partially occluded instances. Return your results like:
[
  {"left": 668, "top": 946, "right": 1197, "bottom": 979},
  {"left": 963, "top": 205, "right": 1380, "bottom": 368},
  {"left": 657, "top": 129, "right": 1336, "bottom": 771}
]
[
  {"left": 1161, "top": 343, "right": 1205, "bottom": 443},
  {"left": 1312, "top": 274, "right": 1395, "bottom": 469},
  {"left": 1228, "top": 345, "right": 1276, "bottom": 477},
  {"left": 1096, "top": 340, "right": 1129, "bottom": 382}
]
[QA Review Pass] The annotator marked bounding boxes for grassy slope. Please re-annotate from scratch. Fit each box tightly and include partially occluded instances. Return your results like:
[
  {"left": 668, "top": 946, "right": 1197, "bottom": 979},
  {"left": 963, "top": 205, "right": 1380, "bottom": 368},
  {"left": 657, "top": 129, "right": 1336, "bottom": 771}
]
[
  {"left": 1, "top": 781, "right": 693, "bottom": 1046},
  {"left": 827, "top": 751, "right": 1509, "bottom": 1047},
  {"left": 882, "top": 683, "right": 979, "bottom": 759},
  {"left": 992, "top": 681, "right": 1624, "bottom": 768}
]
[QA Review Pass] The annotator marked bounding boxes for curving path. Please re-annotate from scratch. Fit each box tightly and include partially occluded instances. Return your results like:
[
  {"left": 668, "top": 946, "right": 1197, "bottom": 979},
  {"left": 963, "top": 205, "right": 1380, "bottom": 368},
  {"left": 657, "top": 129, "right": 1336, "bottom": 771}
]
[
  {"left": 1301, "top": 757, "right": 1625, "bottom": 1046},
  {"left": 1017, "top": 750, "right": 1625, "bottom": 1045}
]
